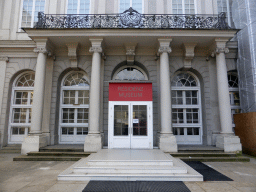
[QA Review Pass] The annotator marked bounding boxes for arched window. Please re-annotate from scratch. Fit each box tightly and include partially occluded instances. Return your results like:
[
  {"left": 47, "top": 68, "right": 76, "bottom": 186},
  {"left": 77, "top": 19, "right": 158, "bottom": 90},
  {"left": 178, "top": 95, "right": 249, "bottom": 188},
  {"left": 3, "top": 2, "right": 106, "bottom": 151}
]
[
  {"left": 9, "top": 72, "right": 35, "bottom": 143},
  {"left": 113, "top": 66, "right": 148, "bottom": 81},
  {"left": 228, "top": 73, "right": 241, "bottom": 127},
  {"left": 171, "top": 72, "right": 202, "bottom": 144},
  {"left": 59, "top": 72, "right": 90, "bottom": 144}
]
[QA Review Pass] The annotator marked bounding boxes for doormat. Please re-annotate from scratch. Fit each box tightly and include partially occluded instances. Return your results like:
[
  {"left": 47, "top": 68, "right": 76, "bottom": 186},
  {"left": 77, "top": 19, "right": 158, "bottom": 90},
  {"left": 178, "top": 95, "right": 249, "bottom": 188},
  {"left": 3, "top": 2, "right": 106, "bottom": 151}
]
[
  {"left": 183, "top": 161, "right": 233, "bottom": 181},
  {"left": 82, "top": 181, "right": 191, "bottom": 192}
]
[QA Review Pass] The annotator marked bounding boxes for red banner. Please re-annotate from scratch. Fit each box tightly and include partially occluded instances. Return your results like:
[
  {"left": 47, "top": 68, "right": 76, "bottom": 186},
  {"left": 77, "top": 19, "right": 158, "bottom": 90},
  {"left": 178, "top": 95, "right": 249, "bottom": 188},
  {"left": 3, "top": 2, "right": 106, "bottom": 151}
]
[{"left": 109, "top": 83, "right": 152, "bottom": 101}]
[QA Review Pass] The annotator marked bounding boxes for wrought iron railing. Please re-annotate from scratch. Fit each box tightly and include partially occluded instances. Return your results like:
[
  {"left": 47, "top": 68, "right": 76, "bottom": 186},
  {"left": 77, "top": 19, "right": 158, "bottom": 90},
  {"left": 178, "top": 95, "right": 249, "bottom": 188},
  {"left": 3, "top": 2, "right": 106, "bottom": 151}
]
[{"left": 34, "top": 8, "right": 230, "bottom": 30}]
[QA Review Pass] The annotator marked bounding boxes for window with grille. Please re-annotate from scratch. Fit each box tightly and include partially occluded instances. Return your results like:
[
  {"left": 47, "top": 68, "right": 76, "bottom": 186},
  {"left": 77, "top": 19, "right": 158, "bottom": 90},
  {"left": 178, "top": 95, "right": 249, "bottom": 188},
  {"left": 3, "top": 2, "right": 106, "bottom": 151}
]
[
  {"left": 59, "top": 72, "right": 90, "bottom": 143},
  {"left": 119, "top": 0, "right": 143, "bottom": 13},
  {"left": 67, "top": 0, "right": 90, "bottom": 14},
  {"left": 171, "top": 72, "right": 202, "bottom": 144},
  {"left": 172, "top": 0, "right": 195, "bottom": 14},
  {"left": 21, "top": 0, "right": 45, "bottom": 28},
  {"left": 9, "top": 72, "right": 35, "bottom": 143}
]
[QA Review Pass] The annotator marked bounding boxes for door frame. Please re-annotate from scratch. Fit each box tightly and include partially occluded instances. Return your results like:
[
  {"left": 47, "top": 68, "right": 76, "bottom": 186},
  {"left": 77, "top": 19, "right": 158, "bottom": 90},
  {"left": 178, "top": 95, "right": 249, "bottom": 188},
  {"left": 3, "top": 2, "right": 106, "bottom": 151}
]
[{"left": 108, "top": 101, "right": 153, "bottom": 149}]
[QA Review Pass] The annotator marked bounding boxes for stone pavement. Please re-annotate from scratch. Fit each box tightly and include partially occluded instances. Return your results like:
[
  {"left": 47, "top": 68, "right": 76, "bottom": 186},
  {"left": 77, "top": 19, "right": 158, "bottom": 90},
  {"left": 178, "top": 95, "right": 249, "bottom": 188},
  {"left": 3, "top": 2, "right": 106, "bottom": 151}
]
[{"left": 0, "top": 153, "right": 256, "bottom": 192}]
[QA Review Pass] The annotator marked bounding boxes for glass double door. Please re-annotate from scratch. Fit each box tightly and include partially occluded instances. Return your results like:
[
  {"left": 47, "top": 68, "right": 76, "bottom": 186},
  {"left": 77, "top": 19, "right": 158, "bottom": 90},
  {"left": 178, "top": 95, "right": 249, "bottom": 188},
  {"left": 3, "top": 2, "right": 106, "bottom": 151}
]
[{"left": 108, "top": 101, "right": 153, "bottom": 149}]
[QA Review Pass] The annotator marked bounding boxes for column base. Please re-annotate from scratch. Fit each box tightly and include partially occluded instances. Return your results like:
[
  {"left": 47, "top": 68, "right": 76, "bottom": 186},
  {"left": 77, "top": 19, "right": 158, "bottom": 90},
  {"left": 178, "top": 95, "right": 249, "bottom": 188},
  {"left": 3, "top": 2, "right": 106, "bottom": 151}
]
[
  {"left": 84, "top": 134, "right": 103, "bottom": 152},
  {"left": 158, "top": 134, "right": 178, "bottom": 152},
  {"left": 21, "top": 134, "right": 48, "bottom": 155},
  {"left": 216, "top": 135, "right": 242, "bottom": 152}
]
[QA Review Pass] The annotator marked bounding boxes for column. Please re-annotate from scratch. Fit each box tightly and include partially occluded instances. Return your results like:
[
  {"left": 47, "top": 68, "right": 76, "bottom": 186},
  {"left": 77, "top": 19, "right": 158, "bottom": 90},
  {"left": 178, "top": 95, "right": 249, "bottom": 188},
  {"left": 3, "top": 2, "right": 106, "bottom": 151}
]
[
  {"left": 30, "top": 48, "right": 47, "bottom": 134},
  {"left": 158, "top": 39, "right": 177, "bottom": 152},
  {"left": 84, "top": 38, "right": 103, "bottom": 152},
  {"left": 21, "top": 43, "right": 49, "bottom": 155},
  {"left": 215, "top": 38, "right": 242, "bottom": 152}
]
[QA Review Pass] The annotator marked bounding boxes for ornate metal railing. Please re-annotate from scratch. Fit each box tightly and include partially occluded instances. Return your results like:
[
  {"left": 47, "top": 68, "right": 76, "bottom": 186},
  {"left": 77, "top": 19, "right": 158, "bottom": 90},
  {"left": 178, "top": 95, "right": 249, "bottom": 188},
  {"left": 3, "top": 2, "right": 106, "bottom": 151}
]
[{"left": 34, "top": 8, "right": 230, "bottom": 30}]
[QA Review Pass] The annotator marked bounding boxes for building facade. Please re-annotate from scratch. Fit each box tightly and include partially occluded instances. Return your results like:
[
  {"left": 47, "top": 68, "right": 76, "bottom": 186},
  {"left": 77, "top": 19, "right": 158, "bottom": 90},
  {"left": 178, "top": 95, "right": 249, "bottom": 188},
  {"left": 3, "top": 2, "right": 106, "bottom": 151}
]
[{"left": 0, "top": 0, "right": 242, "bottom": 154}]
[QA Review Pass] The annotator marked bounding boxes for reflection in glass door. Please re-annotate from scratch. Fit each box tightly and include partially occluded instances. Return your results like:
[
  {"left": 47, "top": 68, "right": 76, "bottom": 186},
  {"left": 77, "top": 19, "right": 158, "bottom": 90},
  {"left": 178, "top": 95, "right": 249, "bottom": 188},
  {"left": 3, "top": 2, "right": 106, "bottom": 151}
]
[{"left": 109, "top": 102, "right": 152, "bottom": 149}]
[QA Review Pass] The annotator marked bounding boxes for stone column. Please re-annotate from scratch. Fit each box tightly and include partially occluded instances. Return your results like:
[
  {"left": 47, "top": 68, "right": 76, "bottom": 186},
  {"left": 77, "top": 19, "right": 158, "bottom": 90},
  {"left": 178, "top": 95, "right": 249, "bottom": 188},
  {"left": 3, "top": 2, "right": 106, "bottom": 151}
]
[
  {"left": 84, "top": 38, "right": 103, "bottom": 152},
  {"left": 21, "top": 41, "right": 50, "bottom": 155},
  {"left": 30, "top": 48, "right": 47, "bottom": 134},
  {"left": 158, "top": 39, "right": 177, "bottom": 152},
  {"left": 215, "top": 38, "right": 242, "bottom": 152}
]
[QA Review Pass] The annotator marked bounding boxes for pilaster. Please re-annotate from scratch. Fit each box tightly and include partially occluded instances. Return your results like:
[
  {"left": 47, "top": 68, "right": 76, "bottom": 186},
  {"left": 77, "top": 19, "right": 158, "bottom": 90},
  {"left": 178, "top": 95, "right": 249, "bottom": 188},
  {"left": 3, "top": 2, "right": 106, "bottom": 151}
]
[{"left": 0, "top": 57, "right": 8, "bottom": 117}]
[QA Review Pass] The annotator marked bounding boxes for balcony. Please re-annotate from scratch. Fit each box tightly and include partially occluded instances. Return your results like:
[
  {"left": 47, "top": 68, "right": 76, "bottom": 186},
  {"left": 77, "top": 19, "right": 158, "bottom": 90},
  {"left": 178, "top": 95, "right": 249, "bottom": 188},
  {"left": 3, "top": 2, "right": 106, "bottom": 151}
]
[{"left": 34, "top": 8, "right": 231, "bottom": 30}]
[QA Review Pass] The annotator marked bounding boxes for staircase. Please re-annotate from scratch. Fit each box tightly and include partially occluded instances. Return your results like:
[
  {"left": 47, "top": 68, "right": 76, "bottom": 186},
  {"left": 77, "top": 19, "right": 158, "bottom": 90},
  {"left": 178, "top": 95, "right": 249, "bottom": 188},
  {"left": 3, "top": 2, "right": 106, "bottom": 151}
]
[
  {"left": 0, "top": 144, "right": 21, "bottom": 153},
  {"left": 170, "top": 146, "right": 250, "bottom": 162},
  {"left": 58, "top": 149, "right": 203, "bottom": 181},
  {"left": 13, "top": 145, "right": 91, "bottom": 161}
]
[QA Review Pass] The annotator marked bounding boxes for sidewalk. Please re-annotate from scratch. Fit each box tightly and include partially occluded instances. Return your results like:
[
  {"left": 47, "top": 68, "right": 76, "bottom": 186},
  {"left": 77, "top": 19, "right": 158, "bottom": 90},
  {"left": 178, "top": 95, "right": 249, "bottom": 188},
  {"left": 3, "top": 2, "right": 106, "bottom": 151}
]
[{"left": 0, "top": 153, "right": 256, "bottom": 192}]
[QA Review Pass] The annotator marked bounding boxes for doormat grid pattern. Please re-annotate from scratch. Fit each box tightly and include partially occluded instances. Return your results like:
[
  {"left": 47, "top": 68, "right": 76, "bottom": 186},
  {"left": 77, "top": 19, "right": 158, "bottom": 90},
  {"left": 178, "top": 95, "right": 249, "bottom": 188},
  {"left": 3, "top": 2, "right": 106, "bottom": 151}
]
[
  {"left": 82, "top": 181, "right": 190, "bottom": 192},
  {"left": 183, "top": 161, "right": 233, "bottom": 181}
]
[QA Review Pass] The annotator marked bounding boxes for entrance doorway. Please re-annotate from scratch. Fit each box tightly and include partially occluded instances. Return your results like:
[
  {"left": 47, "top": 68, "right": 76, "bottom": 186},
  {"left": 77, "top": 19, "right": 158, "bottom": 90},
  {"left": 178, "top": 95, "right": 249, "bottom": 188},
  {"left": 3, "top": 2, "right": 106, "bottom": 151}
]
[{"left": 108, "top": 101, "right": 153, "bottom": 149}]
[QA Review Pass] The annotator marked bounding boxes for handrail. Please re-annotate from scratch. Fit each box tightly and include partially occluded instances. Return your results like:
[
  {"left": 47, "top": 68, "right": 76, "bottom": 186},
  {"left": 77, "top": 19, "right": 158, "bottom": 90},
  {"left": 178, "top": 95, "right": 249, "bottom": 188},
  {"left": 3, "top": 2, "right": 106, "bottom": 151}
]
[{"left": 34, "top": 7, "right": 231, "bottom": 30}]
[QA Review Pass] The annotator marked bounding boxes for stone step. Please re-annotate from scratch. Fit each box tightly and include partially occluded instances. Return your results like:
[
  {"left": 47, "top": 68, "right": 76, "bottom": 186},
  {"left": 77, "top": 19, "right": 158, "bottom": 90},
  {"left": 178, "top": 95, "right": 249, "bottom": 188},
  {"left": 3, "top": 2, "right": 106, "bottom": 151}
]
[
  {"left": 0, "top": 149, "right": 21, "bottom": 153},
  {"left": 27, "top": 152, "right": 90, "bottom": 157},
  {"left": 87, "top": 160, "right": 174, "bottom": 166},
  {"left": 13, "top": 155, "right": 83, "bottom": 161},
  {"left": 179, "top": 157, "right": 250, "bottom": 162},
  {"left": 73, "top": 166, "right": 187, "bottom": 174},
  {"left": 178, "top": 150, "right": 224, "bottom": 153},
  {"left": 58, "top": 172, "right": 203, "bottom": 181},
  {"left": 170, "top": 152, "right": 237, "bottom": 157},
  {"left": 39, "top": 148, "right": 84, "bottom": 152}
]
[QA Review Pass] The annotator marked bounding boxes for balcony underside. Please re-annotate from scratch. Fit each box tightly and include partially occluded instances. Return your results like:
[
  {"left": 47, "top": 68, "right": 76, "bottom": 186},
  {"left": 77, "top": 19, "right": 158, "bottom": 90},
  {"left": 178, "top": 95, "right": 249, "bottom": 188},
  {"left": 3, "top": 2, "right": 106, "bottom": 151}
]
[{"left": 23, "top": 28, "right": 237, "bottom": 56}]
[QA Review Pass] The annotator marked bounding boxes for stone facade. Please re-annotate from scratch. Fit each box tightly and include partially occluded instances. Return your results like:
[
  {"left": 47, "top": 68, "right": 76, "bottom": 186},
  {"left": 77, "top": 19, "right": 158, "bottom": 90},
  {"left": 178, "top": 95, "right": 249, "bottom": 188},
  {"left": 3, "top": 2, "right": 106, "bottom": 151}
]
[{"left": 0, "top": 0, "right": 242, "bottom": 153}]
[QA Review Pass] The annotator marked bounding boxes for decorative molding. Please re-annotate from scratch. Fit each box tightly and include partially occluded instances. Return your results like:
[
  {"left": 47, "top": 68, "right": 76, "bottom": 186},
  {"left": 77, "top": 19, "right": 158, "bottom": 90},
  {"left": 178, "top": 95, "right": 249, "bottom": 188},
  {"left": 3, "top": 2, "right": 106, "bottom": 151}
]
[
  {"left": 183, "top": 43, "right": 197, "bottom": 68},
  {"left": 67, "top": 43, "right": 79, "bottom": 68},
  {"left": 0, "top": 57, "right": 9, "bottom": 62},
  {"left": 216, "top": 47, "right": 229, "bottom": 54}
]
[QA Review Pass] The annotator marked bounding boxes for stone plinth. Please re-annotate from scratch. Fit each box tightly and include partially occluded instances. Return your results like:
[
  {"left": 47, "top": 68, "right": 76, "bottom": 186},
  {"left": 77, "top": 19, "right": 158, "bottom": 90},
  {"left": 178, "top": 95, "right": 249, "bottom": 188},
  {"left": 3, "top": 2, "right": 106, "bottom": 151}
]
[
  {"left": 158, "top": 134, "right": 178, "bottom": 152},
  {"left": 21, "top": 135, "right": 48, "bottom": 155}
]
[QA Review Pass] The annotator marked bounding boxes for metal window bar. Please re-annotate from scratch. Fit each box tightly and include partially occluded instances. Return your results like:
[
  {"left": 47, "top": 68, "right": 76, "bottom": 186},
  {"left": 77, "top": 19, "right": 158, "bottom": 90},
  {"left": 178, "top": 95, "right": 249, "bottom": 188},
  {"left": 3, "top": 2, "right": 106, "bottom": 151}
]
[{"left": 34, "top": 7, "right": 231, "bottom": 30}]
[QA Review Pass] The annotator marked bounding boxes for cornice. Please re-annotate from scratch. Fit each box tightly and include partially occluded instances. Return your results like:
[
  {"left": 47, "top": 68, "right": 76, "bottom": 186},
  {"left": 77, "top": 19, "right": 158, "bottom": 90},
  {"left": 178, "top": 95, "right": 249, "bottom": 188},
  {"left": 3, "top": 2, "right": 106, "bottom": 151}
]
[{"left": 0, "top": 40, "right": 36, "bottom": 48}]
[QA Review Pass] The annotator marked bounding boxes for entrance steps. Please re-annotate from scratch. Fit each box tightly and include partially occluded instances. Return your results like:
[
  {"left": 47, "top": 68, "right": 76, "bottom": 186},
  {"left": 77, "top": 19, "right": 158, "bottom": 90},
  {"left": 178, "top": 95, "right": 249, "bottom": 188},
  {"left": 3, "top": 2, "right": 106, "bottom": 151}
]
[
  {"left": 58, "top": 149, "right": 203, "bottom": 181},
  {"left": 170, "top": 145, "right": 250, "bottom": 162},
  {"left": 0, "top": 144, "right": 21, "bottom": 153},
  {"left": 13, "top": 145, "right": 91, "bottom": 161}
]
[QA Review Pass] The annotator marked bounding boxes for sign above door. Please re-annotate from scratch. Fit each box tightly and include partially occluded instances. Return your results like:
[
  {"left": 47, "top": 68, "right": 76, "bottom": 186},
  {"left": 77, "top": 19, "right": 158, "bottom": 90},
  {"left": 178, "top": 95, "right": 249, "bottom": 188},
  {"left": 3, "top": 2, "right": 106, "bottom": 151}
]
[{"left": 109, "top": 83, "right": 152, "bottom": 101}]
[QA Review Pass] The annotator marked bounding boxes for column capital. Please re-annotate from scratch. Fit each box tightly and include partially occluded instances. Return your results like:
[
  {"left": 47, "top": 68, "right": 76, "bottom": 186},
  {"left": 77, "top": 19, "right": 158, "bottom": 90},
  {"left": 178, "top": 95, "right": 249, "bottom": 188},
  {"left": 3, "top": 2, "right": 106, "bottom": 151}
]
[
  {"left": 34, "top": 47, "right": 49, "bottom": 54},
  {"left": 158, "top": 46, "right": 172, "bottom": 53},
  {"left": 158, "top": 38, "right": 172, "bottom": 54},
  {"left": 33, "top": 38, "right": 54, "bottom": 56},
  {"left": 216, "top": 47, "right": 229, "bottom": 54},
  {"left": 89, "top": 47, "right": 103, "bottom": 53},
  {"left": 89, "top": 37, "right": 103, "bottom": 53},
  {"left": 0, "top": 57, "right": 9, "bottom": 62}
]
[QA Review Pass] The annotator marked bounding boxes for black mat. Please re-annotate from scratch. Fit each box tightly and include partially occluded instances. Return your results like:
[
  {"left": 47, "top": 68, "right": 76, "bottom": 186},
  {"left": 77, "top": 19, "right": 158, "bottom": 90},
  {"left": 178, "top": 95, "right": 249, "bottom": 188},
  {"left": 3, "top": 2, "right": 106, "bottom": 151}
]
[
  {"left": 82, "top": 181, "right": 190, "bottom": 192},
  {"left": 183, "top": 161, "right": 233, "bottom": 181}
]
